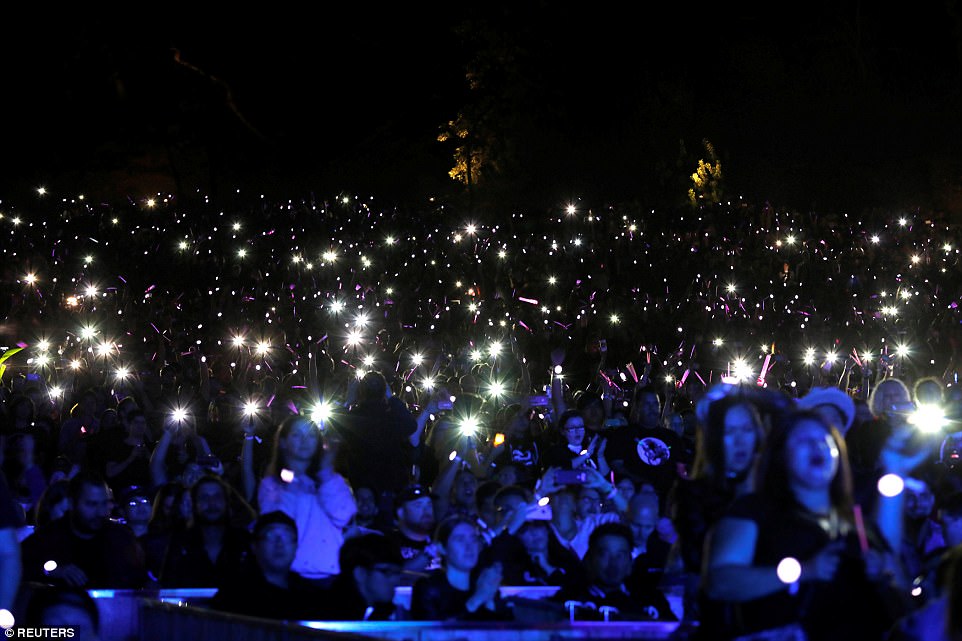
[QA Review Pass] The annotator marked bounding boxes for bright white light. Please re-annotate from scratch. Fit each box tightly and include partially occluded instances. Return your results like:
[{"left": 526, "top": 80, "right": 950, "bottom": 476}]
[
  {"left": 85, "top": 285, "right": 98, "bottom": 297},
  {"left": 713, "top": 338, "right": 724, "bottom": 347},
  {"left": 878, "top": 473, "right": 905, "bottom": 497},
  {"left": 37, "top": 339, "right": 50, "bottom": 352},
  {"left": 330, "top": 300, "right": 345, "bottom": 313},
  {"left": 488, "top": 342, "right": 503, "bottom": 357},
  {"left": 422, "top": 376, "right": 436, "bottom": 391},
  {"left": 898, "top": 217, "right": 907, "bottom": 227},
  {"left": 255, "top": 341, "right": 270, "bottom": 356},
  {"left": 895, "top": 344, "right": 910, "bottom": 358},
  {"left": 362, "top": 354, "right": 375, "bottom": 367},
  {"left": 80, "top": 325, "right": 97, "bottom": 340},
  {"left": 471, "top": 349, "right": 484, "bottom": 362},
  {"left": 96, "top": 342, "right": 112, "bottom": 357},
  {"left": 776, "top": 557, "right": 801, "bottom": 584},
  {"left": 908, "top": 405, "right": 949, "bottom": 433},
  {"left": 49, "top": 386, "right": 63, "bottom": 399},
  {"left": 460, "top": 416, "right": 480, "bottom": 436},
  {"left": 610, "top": 314, "right": 620, "bottom": 324},
  {"left": 731, "top": 358, "right": 754, "bottom": 382},
  {"left": 43, "top": 560, "right": 58, "bottom": 573},
  {"left": 354, "top": 313, "right": 370, "bottom": 328},
  {"left": 565, "top": 205, "right": 576, "bottom": 216},
  {"left": 487, "top": 380, "right": 507, "bottom": 398},
  {"left": 115, "top": 367, "right": 130, "bottom": 380},
  {"left": 465, "top": 224, "right": 477, "bottom": 235},
  {"left": 871, "top": 235, "right": 880, "bottom": 244},
  {"left": 280, "top": 469, "right": 295, "bottom": 483},
  {"left": 24, "top": 273, "right": 37, "bottom": 285},
  {"left": 0, "top": 608, "right": 13, "bottom": 629},
  {"left": 785, "top": 235, "right": 796, "bottom": 245},
  {"left": 548, "top": 276, "right": 557, "bottom": 285},
  {"left": 346, "top": 329, "right": 363, "bottom": 347},
  {"left": 232, "top": 335, "right": 245, "bottom": 347},
  {"left": 385, "top": 236, "right": 396, "bottom": 245},
  {"left": 171, "top": 407, "right": 188, "bottom": 423},
  {"left": 554, "top": 365, "right": 563, "bottom": 375},
  {"left": 726, "top": 283, "right": 736, "bottom": 294},
  {"left": 323, "top": 250, "right": 338, "bottom": 263},
  {"left": 243, "top": 401, "right": 258, "bottom": 416},
  {"left": 310, "top": 402, "right": 332, "bottom": 425}
]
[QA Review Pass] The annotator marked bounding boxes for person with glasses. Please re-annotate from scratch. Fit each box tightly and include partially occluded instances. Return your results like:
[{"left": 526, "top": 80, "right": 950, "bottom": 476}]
[
  {"left": 542, "top": 409, "right": 609, "bottom": 474},
  {"left": 208, "top": 510, "right": 324, "bottom": 621},
  {"left": 317, "top": 532, "right": 405, "bottom": 620}
]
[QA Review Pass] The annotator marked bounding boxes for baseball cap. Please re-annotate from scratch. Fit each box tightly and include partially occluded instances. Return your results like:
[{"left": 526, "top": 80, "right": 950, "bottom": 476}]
[
  {"left": 797, "top": 386, "right": 856, "bottom": 432},
  {"left": 395, "top": 484, "right": 431, "bottom": 508}
]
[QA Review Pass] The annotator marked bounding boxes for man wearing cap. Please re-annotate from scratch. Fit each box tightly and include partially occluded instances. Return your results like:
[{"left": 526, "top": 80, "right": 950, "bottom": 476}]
[
  {"left": 208, "top": 510, "right": 324, "bottom": 621},
  {"left": 380, "top": 484, "right": 439, "bottom": 574}
]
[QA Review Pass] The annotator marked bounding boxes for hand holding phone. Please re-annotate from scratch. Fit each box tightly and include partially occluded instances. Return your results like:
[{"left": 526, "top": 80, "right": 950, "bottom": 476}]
[{"left": 555, "top": 469, "right": 589, "bottom": 485}]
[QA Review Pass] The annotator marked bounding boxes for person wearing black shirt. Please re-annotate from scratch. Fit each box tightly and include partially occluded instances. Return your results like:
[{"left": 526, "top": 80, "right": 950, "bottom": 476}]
[
  {"left": 160, "top": 475, "right": 252, "bottom": 588},
  {"left": 330, "top": 372, "right": 418, "bottom": 515},
  {"left": 21, "top": 471, "right": 147, "bottom": 589},
  {"left": 208, "top": 511, "right": 324, "bottom": 621},
  {"left": 554, "top": 522, "right": 675, "bottom": 621},
  {"left": 606, "top": 390, "right": 686, "bottom": 499},
  {"left": 316, "top": 532, "right": 404, "bottom": 621}
]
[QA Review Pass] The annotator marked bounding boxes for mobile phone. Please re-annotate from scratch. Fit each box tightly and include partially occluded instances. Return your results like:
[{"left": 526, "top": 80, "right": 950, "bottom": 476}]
[
  {"left": 603, "top": 417, "right": 627, "bottom": 429},
  {"left": 528, "top": 395, "right": 550, "bottom": 407},
  {"left": 493, "top": 433, "right": 505, "bottom": 446},
  {"left": 438, "top": 399, "right": 454, "bottom": 411},
  {"left": 555, "top": 469, "right": 589, "bottom": 485}
]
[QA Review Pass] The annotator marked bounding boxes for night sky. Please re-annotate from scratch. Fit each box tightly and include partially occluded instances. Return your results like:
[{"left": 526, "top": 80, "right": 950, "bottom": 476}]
[{"left": 2, "top": 4, "right": 961, "bottom": 216}]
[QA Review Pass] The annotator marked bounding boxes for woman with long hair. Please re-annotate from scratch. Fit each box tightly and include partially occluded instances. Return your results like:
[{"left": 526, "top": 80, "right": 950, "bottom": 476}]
[
  {"left": 256, "top": 414, "right": 356, "bottom": 586},
  {"left": 410, "top": 515, "right": 509, "bottom": 620},
  {"left": 701, "top": 407, "right": 923, "bottom": 640}
]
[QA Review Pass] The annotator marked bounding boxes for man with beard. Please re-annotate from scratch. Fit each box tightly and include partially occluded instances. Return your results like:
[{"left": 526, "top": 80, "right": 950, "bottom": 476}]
[
  {"left": 21, "top": 471, "right": 147, "bottom": 588},
  {"left": 381, "top": 484, "right": 438, "bottom": 575},
  {"left": 159, "top": 475, "right": 252, "bottom": 587},
  {"left": 606, "top": 390, "right": 687, "bottom": 499}
]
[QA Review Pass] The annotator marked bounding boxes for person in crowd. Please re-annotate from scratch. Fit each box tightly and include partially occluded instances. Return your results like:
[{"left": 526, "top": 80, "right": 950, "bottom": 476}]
[
  {"left": 117, "top": 485, "right": 152, "bottom": 539},
  {"left": 330, "top": 371, "right": 418, "bottom": 518},
  {"left": 797, "top": 385, "right": 856, "bottom": 436},
  {"left": 32, "top": 479, "right": 70, "bottom": 529},
  {"left": 537, "top": 467, "right": 624, "bottom": 559},
  {"left": 22, "top": 585, "right": 101, "bottom": 641},
  {"left": 20, "top": 471, "right": 147, "bottom": 588},
  {"left": 410, "top": 515, "right": 510, "bottom": 621},
  {"left": 2, "top": 431, "right": 47, "bottom": 520},
  {"left": 208, "top": 510, "right": 325, "bottom": 620},
  {"left": 344, "top": 485, "right": 381, "bottom": 538},
  {"left": 626, "top": 490, "right": 672, "bottom": 594},
  {"left": 701, "top": 407, "right": 925, "bottom": 640},
  {"left": 667, "top": 390, "right": 766, "bottom": 584},
  {"left": 511, "top": 499, "right": 585, "bottom": 588},
  {"left": 98, "top": 408, "right": 153, "bottom": 496},
  {"left": 541, "top": 409, "right": 607, "bottom": 472},
  {"left": 554, "top": 521, "right": 675, "bottom": 621},
  {"left": 382, "top": 483, "right": 439, "bottom": 574},
  {"left": 606, "top": 388, "right": 687, "bottom": 500},
  {"left": 160, "top": 474, "right": 252, "bottom": 588},
  {"left": 257, "top": 414, "right": 356, "bottom": 585},
  {"left": 316, "top": 532, "right": 405, "bottom": 621},
  {"left": 0, "top": 472, "right": 23, "bottom": 617}
]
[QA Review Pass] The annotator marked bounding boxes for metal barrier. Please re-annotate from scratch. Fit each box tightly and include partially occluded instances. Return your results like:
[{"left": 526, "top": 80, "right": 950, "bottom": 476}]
[{"left": 82, "top": 586, "right": 688, "bottom": 641}]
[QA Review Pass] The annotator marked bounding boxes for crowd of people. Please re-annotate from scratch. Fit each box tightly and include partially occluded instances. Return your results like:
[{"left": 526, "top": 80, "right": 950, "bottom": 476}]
[{"left": 1, "top": 189, "right": 962, "bottom": 639}]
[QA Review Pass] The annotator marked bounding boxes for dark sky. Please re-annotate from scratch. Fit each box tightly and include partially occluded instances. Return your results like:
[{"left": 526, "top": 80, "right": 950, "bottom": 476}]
[{"left": 2, "top": 4, "right": 961, "bottom": 215}]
